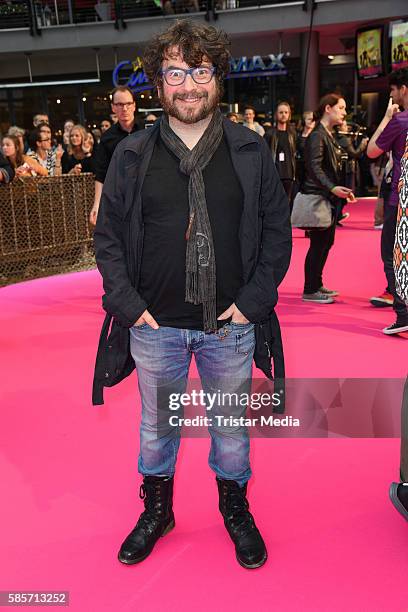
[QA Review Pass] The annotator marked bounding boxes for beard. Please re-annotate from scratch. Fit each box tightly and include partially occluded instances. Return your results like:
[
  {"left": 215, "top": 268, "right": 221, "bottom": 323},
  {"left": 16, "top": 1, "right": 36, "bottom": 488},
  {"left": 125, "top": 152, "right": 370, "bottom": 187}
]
[{"left": 159, "top": 85, "right": 220, "bottom": 124}]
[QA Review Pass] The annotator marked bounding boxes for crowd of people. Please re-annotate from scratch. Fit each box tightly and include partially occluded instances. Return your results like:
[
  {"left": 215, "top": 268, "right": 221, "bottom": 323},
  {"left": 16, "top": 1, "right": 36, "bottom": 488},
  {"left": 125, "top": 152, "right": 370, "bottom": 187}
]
[{"left": 1, "top": 72, "right": 406, "bottom": 335}]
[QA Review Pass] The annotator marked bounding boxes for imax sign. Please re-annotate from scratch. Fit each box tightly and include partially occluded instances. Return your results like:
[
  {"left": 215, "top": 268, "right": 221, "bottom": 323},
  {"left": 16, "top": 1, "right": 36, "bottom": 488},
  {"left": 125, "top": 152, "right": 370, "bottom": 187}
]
[{"left": 228, "top": 54, "right": 289, "bottom": 78}]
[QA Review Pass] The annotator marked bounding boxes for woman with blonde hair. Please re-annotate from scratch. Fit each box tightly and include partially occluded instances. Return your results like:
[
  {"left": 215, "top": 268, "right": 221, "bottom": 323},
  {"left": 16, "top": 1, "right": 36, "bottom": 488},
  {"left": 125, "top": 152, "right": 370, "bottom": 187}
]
[
  {"left": 61, "top": 124, "right": 95, "bottom": 175},
  {"left": 2, "top": 134, "right": 48, "bottom": 178}
]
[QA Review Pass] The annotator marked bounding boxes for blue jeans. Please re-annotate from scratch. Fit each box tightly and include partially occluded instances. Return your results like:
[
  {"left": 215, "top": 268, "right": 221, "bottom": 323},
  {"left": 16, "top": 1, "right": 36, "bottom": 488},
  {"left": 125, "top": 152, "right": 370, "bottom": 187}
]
[{"left": 129, "top": 323, "right": 255, "bottom": 487}]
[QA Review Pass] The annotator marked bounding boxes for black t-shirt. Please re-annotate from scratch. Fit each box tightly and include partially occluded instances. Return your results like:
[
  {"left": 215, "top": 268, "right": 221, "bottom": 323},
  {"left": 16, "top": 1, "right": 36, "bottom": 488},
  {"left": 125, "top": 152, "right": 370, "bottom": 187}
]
[
  {"left": 276, "top": 130, "right": 293, "bottom": 180},
  {"left": 139, "top": 135, "right": 244, "bottom": 330},
  {"left": 94, "top": 122, "right": 138, "bottom": 183},
  {"left": 61, "top": 151, "right": 95, "bottom": 174}
]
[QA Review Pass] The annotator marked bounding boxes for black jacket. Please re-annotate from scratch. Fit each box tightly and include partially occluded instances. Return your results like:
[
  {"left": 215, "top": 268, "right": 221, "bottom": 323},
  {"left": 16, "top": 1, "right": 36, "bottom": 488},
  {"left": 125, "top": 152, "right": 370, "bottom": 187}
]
[
  {"left": 94, "top": 122, "right": 139, "bottom": 184},
  {"left": 92, "top": 118, "right": 292, "bottom": 404},
  {"left": 264, "top": 125, "right": 297, "bottom": 179},
  {"left": 302, "top": 123, "right": 343, "bottom": 199}
]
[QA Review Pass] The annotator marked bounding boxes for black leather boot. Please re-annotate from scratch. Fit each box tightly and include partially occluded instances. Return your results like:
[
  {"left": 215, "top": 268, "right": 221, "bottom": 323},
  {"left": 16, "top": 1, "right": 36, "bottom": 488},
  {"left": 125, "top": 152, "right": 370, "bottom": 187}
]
[
  {"left": 217, "top": 477, "right": 267, "bottom": 569},
  {"left": 118, "top": 475, "right": 175, "bottom": 565}
]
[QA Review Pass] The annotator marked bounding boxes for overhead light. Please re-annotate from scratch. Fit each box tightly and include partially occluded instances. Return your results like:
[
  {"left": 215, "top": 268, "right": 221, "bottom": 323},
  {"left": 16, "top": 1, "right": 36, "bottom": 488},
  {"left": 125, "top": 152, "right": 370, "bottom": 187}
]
[
  {"left": 82, "top": 96, "right": 87, "bottom": 102},
  {"left": 138, "top": 107, "right": 163, "bottom": 112},
  {"left": 57, "top": 99, "right": 61, "bottom": 104},
  {"left": 328, "top": 55, "right": 335, "bottom": 60},
  {"left": 141, "top": 94, "right": 145, "bottom": 99},
  {"left": 0, "top": 78, "right": 100, "bottom": 89}
]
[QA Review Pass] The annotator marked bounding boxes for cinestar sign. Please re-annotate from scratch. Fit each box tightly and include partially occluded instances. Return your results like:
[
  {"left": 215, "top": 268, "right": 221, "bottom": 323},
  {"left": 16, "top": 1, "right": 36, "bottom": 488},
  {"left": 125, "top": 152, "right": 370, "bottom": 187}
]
[
  {"left": 112, "top": 58, "right": 152, "bottom": 92},
  {"left": 227, "top": 54, "right": 289, "bottom": 78}
]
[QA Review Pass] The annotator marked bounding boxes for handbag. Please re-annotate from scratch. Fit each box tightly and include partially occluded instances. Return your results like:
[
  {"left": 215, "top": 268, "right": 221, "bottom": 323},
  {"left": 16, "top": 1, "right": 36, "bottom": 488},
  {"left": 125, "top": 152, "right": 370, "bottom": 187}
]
[{"left": 291, "top": 191, "right": 332, "bottom": 230}]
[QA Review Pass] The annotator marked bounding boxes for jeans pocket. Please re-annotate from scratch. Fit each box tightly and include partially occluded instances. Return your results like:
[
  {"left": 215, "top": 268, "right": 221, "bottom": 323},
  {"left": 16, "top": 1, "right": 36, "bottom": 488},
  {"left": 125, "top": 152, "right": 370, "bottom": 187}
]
[{"left": 234, "top": 323, "right": 255, "bottom": 355}]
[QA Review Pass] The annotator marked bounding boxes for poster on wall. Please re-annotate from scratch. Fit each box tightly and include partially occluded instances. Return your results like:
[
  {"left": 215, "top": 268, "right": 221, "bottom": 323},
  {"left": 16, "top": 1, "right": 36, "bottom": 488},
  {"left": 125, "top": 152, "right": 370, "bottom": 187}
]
[
  {"left": 390, "top": 21, "right": 408, "bottom": 71},
  {"left": 356, "top": 27, "right": 384, "bottom": 79}
]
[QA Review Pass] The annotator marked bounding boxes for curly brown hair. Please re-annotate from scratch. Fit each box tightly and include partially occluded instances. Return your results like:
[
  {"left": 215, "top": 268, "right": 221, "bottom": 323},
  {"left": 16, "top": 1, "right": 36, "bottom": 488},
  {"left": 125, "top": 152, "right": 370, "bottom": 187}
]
[{"left": 142, "top": 20, "right": 231, "bottom": 93}]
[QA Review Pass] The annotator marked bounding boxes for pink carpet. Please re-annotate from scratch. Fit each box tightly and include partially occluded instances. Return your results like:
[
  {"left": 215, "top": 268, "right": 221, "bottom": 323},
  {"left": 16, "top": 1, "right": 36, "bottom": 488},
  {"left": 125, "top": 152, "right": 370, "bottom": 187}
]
[{"left": 1, "top": 199, "right": 407, "bottom": 611}]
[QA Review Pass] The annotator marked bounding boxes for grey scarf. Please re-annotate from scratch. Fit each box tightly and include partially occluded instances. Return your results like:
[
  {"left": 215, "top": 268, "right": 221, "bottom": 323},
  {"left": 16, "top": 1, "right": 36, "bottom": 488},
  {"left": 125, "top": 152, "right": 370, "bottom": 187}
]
[{"left": 160, "top": 109, "right": 224, "bottom": 332}]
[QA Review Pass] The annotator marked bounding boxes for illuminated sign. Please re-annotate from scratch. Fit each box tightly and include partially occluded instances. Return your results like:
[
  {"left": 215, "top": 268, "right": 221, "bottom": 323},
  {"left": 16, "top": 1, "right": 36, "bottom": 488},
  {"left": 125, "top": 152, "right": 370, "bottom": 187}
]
[
  {"left": 112, "top": 57, "right": 153, "bottom": 92},
  {"left": 390, "top": 21, "right": 408, "bottom": 71},
  {"left": 356, "top": 27, "right": 385, "bottom": 79},
  {"left": 227, "top": 54, "right": 288, "bottom": 79}
]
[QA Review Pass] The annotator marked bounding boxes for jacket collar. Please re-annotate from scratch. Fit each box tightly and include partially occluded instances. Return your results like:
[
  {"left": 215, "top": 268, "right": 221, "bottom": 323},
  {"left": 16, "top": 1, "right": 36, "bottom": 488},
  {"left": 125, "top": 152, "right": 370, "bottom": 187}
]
[
  {"left": 315, "top": 122, "right": 332, "bottom": 137},
  {"left": 222, "top": 116, "right": 261, "bottom": 151},
  {"left": 123, "top": 119, "right": 160, "bottom": 155},
  {"left": 122, "top": 114, "right": 261, "bottom": 156}
]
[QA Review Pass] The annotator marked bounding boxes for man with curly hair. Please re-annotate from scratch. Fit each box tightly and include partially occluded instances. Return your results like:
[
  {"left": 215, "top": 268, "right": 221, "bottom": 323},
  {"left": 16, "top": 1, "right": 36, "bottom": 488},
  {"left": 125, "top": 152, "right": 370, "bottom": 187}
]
[{"left": 93, "top": 20, "right": 291, "bottom": 569}]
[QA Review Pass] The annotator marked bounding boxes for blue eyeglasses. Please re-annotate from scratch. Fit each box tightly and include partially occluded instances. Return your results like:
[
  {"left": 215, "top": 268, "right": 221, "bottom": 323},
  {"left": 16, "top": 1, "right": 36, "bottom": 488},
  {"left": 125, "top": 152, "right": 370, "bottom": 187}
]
[{"left": 159, "top": 66, "right": 216, "bottom": 86}]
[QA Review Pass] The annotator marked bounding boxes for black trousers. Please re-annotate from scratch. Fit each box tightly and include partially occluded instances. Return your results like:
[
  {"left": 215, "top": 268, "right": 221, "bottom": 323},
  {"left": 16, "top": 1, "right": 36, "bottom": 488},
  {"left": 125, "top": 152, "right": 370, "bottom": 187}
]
[
  {"left": 304, "top": 221, "right": 336, "bottom": 294},
  {"left": 381, "top": 203, "right": 408, "bottom": 322},
  {"left": 281, "top": 179, "right": 295, "bottom": 213}
]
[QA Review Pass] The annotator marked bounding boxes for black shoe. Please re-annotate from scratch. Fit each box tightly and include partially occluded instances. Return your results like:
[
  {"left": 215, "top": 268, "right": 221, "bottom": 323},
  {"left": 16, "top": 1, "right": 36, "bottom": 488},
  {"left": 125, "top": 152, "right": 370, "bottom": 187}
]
[
  {"left": 336, "top": 212, "right": 350, "bottom": 227},
  {"left": 216, "top": 477, "right": 267, "bottom": 569},
  {"left": 382, "top": 321, "right": 408, "bottom": 335},
  {"left": 389, "top": 482, "right": 408, "bottom": 521},
  {"left": 118, "top": 476, "right": 175, "bottom": 565},
  {"left": 370, "top": 292, "right": 393, "bottom": 308}
]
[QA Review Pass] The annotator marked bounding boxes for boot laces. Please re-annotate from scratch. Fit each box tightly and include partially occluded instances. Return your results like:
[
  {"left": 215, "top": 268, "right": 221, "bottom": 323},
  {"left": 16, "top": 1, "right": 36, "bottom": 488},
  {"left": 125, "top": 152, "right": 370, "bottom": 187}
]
[{"left": 135, "top": 482, "right": 164, "bottom": 536}]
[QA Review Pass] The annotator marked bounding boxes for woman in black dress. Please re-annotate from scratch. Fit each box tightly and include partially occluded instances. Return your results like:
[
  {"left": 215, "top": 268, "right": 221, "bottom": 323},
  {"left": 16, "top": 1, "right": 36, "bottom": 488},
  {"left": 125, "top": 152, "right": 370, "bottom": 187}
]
[{"left": 61, "top": 125, "right": 95, "bottom": 175}]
